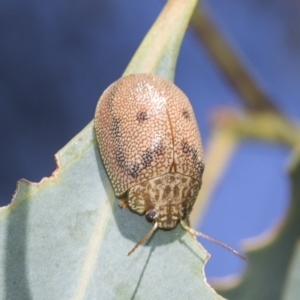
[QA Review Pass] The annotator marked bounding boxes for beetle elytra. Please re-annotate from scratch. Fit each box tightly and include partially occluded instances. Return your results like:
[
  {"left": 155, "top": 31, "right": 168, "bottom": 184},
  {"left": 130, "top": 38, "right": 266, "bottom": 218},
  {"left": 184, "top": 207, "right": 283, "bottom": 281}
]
[{"left": 94, "top": 73, "right": 245, "bottom": 260}]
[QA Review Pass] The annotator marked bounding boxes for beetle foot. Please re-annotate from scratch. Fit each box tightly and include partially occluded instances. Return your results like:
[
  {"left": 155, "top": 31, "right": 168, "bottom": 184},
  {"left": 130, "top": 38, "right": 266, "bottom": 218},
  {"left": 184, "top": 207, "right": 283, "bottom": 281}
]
[{"left": 118, "top": 199, "right": 128, "bottom": 209}]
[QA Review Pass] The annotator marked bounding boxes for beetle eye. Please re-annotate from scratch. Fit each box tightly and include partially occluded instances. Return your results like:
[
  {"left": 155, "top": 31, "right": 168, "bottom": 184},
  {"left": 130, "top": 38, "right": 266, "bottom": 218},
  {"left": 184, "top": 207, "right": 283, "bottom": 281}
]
[
  {"left": 181, "top": 208, "right": 187, "bottom": 218},
  {"left": 145, "top": 210, "right": 157, "bottom": 222}
]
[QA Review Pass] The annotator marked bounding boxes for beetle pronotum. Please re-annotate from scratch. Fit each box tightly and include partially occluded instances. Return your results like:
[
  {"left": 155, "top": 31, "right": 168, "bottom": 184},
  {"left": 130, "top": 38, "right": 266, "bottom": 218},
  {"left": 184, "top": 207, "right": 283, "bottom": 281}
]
[{"left": 94, "top": 73, "right": 245, "bottom": 260}]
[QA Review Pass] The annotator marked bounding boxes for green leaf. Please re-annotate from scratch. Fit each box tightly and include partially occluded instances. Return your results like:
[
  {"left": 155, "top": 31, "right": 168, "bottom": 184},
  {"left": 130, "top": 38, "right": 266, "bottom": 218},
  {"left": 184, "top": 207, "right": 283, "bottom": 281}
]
[
  {"left": 0, "top": 1, "right": 223, "bottom": 299},
  {"left": 214, "top": 148, "right": 300, "bottom": 300},
  {"left": 123, "top": 0, "right": 198, "bottom": 81},
  {"left": 282, "top": 240, "right": 300, "bottom": 300}
]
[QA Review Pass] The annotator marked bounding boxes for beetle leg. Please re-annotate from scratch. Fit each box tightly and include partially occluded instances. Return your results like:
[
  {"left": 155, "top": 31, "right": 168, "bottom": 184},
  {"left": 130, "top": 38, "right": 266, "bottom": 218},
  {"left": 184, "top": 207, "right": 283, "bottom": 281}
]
[{"left": 118, "top": 199, "right": 129, "bottom": 209}]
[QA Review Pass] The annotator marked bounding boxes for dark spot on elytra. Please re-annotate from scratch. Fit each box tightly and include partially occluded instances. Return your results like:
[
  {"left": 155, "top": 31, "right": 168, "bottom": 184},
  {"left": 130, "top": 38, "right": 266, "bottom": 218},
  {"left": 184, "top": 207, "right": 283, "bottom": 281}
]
[
  {"left": 112, "top": 117, "right": 127, "bottom": 169},
  {"left": 141, "top": 141, "right": 164, "bottom": 170},
  {"left": 182, "top": 109, "right": 190, "bottom": 120},
  {"left": 153, "top": 141, "right": 164, "bottom": 156},
  {"left": 141, "top": 150, "right": 153, "bottom": 168},
  {"left": 136, "top": 111, "right": 149, "bottom": 123},
  {"left": 115, "top": 148, "right": 126, "bottom": 169},
  {"left": 181, "top": 139, "right": 202, "bottom": 167},
  {"left": 182, "top": 140, "right": 198, "bottom": 161},
  {"left": 182, "top": 140, "right": 190, "bottom": 154},
  {"left": 112, "top": 117, "right": 121, "bottom": 136},
  {"left": 114, "top": 129, "right": 165, "bottom": 180},
  {"left": 126, "top": 163, "right": 140, "bottom": 179},
  {"left": 191, "top": 148, "right": 198, "bottom": 162}
]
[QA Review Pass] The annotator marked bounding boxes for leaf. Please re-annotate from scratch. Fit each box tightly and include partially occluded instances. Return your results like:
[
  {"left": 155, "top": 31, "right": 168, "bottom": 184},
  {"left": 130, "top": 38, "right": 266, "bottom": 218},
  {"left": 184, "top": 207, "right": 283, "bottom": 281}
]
[
  {"left": 0, "top": 0, "right": 224, "bottom": 299},
  {"left": 282, "top": 240, "right": 300, "bottom": 300},
  {"left": 214, "top": 147, "right": 300, "bottom": 300},
  {"left": 123, "top": 0, "right": 198, "bottom": 81}
]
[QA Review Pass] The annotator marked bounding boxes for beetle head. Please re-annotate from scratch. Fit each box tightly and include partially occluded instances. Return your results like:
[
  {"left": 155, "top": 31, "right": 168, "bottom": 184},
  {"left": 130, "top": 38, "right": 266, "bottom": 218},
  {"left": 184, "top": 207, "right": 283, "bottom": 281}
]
[
  {"left": 127, "top": 205, "right": 188, "bottom": 256},
  {"left": 145, "top": 205, "right": 187, "bottom": 229}
]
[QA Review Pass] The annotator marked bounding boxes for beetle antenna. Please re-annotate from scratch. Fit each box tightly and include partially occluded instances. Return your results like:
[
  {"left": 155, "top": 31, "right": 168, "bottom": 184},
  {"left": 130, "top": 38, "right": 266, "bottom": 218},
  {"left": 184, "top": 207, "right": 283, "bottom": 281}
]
[
  {"left": 180, "top": 220, "right": 246, "bottom": 260},
  {"left": 127, "top": 222, "right": 158, "bottom": 256}
]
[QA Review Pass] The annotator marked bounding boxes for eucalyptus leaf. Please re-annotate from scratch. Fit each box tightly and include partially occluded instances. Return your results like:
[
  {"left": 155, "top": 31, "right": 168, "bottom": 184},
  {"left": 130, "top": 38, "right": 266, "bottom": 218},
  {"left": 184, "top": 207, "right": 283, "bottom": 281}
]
[
  {"left": 215, "top": 149, "right": 300, "bottom": 300},
  {"left": 283, "top": 240, "right": 300, "bottom": 300},
  {"left": 0, "top": 0, "right": 224, "bottom": 299}
]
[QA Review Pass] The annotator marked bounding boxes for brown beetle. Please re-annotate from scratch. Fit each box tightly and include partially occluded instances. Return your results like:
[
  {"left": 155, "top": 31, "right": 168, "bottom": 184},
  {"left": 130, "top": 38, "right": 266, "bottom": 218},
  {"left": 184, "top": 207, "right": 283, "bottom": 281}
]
[{"left": 94, "top": 73, "right": 245, "bottom": 259}]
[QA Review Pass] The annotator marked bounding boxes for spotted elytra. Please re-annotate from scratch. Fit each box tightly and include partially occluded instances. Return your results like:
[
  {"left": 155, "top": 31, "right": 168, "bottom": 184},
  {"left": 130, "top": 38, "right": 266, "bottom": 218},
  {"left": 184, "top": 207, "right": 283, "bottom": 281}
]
[{"left": 94, "top": 73, "right": 245, "bottom": 260}]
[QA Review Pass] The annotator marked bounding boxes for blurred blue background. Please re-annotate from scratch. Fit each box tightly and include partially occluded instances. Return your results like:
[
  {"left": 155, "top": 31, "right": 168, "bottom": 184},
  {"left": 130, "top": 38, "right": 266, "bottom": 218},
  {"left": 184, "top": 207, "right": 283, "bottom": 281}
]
[{"left": 0, "top": 0, "right": 299, "bottom": 280}]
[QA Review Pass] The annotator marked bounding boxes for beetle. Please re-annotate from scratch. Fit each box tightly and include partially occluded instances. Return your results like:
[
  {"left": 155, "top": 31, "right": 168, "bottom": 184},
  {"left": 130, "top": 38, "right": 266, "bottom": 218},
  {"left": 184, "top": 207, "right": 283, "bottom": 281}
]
[{"left": 94, "top": 73, "right": 245, "bottom": 259}]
